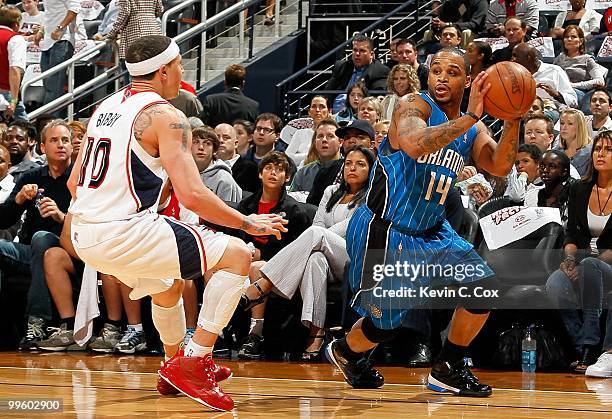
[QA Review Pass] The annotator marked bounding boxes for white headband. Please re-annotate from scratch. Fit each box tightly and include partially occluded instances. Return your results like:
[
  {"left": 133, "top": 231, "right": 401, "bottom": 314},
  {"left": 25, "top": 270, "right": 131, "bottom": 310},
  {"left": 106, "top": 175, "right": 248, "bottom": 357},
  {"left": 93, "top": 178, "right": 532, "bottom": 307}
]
[{"left": 125, "top": 40, "right": 180, "bottom": 76}]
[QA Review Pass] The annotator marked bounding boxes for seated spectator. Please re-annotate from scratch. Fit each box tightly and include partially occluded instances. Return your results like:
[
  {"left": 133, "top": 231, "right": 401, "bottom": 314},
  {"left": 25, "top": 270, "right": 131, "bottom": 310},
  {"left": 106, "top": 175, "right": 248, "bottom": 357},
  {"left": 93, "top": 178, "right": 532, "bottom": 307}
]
[
  {"left": 424, "top": 0, "right": 488, "bottom": 48},
  {"left": 524, "top": 149, "right": 575, "bottom": 223},
  {"left": 395, "top": 38, "right": 429, "bottom": 90},
  {"left": 491, "top": 17, "right": 527, "bottom": 64},
  {"left": 555, "top": 108, "right": 593, "bottom": 177},
  {"left": 586, "top": 88, "right": 612, "bottom": 138},
  {"left": 233, "top": 119, "right": 254, "bottom": 157},
  {"left": 357, "top": 96, "right": 382, "bottom": 127},
  {"left": 512, "top": 43, "right": 578, "bottom": 117},
  {"left": 464, "top": 40, "right": 492, "bottom": 111},
  {"left": 545, "top": 131, "right": 612, "bottom": 375},
  {"left": 19, "top": 0, "right": 43, "bottom": 42},
  {"left": 306, "top": 119, "right": 375, "bottom": 206},
  {"left": 325, "top": 34, "right": 389, "bottom": 114},
  {"left": 235, "top": 152, "right": 312, "bottom": 359},
  {"left": 425, "top": 24, "right": 464, "bottom": 66},
  {"left": 485, "top": 0, "right": 539, "bottom": 37},
  {"left": 381, "top": 64, "right": 421, "bottom": 121},
  {"left": 192, "top": 126, "right": 242, "bottom": 203},
  {"left": 0, "top": 120, "right": 73, "bottom": 350},
  {"left": 285, "top": 96, "right": 330, "bottom": 167},
  {"left": 92, "top": 0, "right": 118, "bottom": 40},
  {"left": 67, "top": 120, "right": 85, "bottom": 163},
  {"left": 334, "top": 82, "right": 368, "bottom": 125},
  {"left": 290, "top": 119, "right": 341, "bottom": 193},
  {"left": 505, "top": 143, "right": 543, "bottom": 203},
  {"left": 244, "top": 113, "right": 287, "bottom": 165},
  {"left": 202, "top": 64, "right": 259, "bottom": 127},
  {"left": 553, "top": 26, "right": 607, "bottom": 103},
  {"left": 239, "top": 146, "right": 375, "bottom": 361},
  {"left": 373, "top": 119, "right": 390, "bottom": 150},
  {"left": 550, "top": 0, "right": 602, "bottom": 39},
  {"left": 4, "top": 120, "right": 40, "bottom": 180},
  {"left": 214, "top": 123, "right": 259, "bottom": 193}
]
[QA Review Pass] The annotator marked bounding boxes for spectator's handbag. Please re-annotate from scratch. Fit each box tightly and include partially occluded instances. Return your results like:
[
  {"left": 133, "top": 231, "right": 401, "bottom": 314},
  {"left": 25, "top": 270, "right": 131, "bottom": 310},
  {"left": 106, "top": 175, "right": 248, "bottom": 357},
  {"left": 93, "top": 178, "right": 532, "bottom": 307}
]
[{"left": 491, "top": 322, "right": 522, "bottom": 369}]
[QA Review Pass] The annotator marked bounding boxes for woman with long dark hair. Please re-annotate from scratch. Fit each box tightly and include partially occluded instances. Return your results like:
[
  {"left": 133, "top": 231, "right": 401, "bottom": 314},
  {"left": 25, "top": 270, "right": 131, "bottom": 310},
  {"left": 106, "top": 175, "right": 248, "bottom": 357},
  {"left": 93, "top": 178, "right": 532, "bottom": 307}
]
[
  {"left": 238, "top": 146, "right": 376, "bottom": 361},
  {"left": 545, "top": 131, "right": 612, "bottom": 375}
]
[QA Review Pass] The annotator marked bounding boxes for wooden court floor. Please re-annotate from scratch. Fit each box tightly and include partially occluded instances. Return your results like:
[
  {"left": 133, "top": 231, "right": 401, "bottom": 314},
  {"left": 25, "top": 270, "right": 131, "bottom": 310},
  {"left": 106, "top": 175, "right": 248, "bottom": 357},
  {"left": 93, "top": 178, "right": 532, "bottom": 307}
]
[{"left": 0, "top": 352, "right": 611, "bottom": 418}]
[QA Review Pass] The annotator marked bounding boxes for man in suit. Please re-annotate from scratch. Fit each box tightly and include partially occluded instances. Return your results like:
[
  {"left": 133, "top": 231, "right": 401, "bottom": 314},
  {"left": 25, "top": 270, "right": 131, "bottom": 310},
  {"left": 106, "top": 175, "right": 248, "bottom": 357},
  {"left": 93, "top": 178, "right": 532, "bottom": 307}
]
[
  {"left": 325, "top": 34, "right": 389, "bottom": 113},
  {"left": 202, "top": 64, "right": 259, "bottom": 127}
]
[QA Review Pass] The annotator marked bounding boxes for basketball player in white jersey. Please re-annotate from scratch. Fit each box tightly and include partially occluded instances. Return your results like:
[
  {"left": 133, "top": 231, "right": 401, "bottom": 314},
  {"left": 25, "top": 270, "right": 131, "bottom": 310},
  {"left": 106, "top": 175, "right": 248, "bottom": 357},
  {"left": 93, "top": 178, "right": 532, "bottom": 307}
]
[{"left": 63, "top": 35, "right": 287, "bottom": 412}]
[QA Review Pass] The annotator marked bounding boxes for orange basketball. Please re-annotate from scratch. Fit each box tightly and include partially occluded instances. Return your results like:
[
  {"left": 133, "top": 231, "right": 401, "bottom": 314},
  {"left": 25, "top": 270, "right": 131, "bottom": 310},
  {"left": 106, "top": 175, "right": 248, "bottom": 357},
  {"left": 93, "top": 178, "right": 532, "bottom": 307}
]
[{"left": 482, "top": 61, "right": 536, "bottom": 121}]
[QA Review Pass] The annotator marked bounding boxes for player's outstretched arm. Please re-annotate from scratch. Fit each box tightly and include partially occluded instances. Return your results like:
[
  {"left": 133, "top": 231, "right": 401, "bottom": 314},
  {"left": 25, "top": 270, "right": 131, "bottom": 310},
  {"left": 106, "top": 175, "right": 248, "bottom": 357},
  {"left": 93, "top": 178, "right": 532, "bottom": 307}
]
[
  {"left": 155, "top": 105, "right": 287, "bottom": 238},
  {"left": 390, "top": 73, "right": 491, "bottom": 159},
  {"left": 471, "top": 118, "right": 521, "bottom": 177}
]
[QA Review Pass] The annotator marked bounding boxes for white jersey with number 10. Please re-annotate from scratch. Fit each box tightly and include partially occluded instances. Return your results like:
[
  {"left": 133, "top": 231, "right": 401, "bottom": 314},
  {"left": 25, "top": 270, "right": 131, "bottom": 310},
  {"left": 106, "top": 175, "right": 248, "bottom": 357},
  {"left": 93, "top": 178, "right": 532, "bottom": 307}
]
[{"left": 70, "top": 89, "right": 169, "bottom": 223}]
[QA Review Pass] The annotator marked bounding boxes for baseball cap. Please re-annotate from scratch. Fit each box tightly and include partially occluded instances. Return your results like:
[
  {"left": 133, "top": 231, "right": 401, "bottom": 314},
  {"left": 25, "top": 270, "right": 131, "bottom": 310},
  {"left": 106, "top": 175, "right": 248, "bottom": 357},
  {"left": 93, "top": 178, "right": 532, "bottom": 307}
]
[{"left": 335, "top": 119, "right": 376, "bottom": 141}]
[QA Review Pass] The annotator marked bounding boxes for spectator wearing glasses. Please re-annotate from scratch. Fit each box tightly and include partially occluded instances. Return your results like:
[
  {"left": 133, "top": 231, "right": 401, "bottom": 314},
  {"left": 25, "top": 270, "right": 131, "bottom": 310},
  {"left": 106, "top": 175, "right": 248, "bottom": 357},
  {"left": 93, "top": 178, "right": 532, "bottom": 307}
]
[
  {"left": 245, "top": 113, "right": 287, "bottom": 166},
  {"left": 490, "top": 17, "right": 527, "bottom": 64},
  {"left": 485, "top": 0, "right": 539, "bottom": 38}
]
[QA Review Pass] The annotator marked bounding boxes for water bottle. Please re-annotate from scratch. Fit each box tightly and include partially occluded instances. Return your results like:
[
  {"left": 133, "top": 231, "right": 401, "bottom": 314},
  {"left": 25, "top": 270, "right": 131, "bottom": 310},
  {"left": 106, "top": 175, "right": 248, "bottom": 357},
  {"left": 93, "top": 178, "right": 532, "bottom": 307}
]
[{"left": 521, "top": 325, "right": 537, "bottom": 373}]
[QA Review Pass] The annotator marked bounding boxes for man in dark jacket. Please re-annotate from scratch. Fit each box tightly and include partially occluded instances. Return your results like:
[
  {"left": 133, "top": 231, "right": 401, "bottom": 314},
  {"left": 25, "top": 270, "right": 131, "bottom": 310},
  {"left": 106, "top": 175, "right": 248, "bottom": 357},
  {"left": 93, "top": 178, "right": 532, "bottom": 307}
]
[
  {"left": 202, "top": 64, "right": 260, "bottom": 127},
  {"left": 236, "top": 151, "right": 312, "bottom": 359},
  {"left": 0, "top": 120, "right": 73, "bottom": 350},
  {"left": 325, "top": 34, "right": 390, "bottom": 113}
]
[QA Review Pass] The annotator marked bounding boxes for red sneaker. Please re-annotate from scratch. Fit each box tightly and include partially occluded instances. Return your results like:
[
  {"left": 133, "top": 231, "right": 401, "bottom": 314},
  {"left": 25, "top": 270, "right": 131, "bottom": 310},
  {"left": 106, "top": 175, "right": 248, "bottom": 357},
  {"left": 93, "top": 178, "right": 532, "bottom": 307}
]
[
  {"left": 157, "top": 349, "right": 232, "bottom": 396},
  {"left": 158, "top": 353, "right": 234, "bottom": 411}
]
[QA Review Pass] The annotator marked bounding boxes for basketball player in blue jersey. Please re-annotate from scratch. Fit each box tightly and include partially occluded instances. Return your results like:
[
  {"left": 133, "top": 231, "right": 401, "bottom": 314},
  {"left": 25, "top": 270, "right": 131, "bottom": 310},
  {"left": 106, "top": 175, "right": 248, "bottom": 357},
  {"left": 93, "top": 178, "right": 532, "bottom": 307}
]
[{"left": 326, "top": 47, "right": 521, "bottom": 397}]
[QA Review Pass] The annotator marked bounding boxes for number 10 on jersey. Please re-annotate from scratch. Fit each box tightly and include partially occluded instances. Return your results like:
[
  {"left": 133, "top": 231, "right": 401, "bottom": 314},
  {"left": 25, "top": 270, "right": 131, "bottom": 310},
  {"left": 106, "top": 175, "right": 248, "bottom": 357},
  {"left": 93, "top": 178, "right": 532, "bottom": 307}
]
[{"left": 424, "top": 171, "right": 452, "bottom": 205}]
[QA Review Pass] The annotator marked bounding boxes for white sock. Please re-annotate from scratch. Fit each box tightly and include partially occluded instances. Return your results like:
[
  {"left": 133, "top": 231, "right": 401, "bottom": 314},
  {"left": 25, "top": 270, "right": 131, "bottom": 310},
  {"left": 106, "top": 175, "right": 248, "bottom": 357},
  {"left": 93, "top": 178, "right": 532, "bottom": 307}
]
[
  {"left": 184, "top": 339, "right": 213, "bottom": 357},
  {"left": 127, "top": 323, "right": 143, "bottom": 332},
  {"left": 249, "top": 318, "right": 264, "bottom": 337}
]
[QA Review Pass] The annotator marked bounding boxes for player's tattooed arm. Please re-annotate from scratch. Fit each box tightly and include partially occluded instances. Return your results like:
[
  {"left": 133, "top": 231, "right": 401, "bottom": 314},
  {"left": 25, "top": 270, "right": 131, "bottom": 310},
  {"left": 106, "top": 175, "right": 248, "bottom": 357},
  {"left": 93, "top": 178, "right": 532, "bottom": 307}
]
[
  {"left": 472, "top": 119, "right": 521, "bottom": 176},
  {"left": 134, "top": 104, "right": 166, "bottom": 142},
  {"left": 168, "top": 108, "right": 191, "bottom": 151},
  {"left": 496, "top": 119, "right": 521, "bottom": 166},
  {"left": 391, "top": 96, "right": 475, "bottom": 158}
]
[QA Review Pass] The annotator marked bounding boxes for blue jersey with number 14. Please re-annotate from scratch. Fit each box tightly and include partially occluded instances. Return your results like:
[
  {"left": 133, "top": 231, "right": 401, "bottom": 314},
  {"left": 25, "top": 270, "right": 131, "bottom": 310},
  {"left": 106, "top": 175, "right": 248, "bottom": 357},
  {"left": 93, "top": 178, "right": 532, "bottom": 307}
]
[{"left": 367, "top": 92, "right": 477, "bottom": 232}]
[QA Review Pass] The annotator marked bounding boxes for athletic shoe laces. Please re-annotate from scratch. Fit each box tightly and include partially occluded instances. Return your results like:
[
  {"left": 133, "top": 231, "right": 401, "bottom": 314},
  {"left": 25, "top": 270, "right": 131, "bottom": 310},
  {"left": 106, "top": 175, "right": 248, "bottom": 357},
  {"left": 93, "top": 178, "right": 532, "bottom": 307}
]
[
  {"left": 120, "top": 329, "right": 142, "bottom": 345},
  {"left": 25, "top": 321, "right": 45, "bottom": 339}
]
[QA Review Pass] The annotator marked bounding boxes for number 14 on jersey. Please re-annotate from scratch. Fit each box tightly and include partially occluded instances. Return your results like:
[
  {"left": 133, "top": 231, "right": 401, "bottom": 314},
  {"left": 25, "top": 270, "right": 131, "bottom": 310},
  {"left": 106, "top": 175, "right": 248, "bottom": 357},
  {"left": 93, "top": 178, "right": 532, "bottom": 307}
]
[{"left": 424, "top": 171, "right": 452, "bottom": 205}]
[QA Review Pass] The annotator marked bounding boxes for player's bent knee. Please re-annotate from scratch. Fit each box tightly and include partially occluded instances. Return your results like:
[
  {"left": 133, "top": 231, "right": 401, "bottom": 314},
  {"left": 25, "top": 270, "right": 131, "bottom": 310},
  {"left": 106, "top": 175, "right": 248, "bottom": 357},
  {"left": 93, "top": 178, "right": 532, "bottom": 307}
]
[
  {"left": 361, "top": 316, "right": 399, "bottom": 343},
  {"left": 152, "top": 279, "right": 185, "bottom": 308},
  {"left": 216, "top": 238, "right": 251, "bottom": 273},
  {"left": 152, "top": 298, "right": 186, "bottom": 346},
  {"left": 459, "top": 275, "right": 500, "bottom": 313}
]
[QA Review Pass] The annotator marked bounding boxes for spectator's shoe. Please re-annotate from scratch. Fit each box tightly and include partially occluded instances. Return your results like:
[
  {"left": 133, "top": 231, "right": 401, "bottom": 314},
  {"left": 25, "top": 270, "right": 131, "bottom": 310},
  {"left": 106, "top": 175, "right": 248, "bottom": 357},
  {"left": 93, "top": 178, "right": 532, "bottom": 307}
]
[
  {"left": 158, "top": 353, "right": 234, "bottom": 411},
  {"left": 18, "top": 316, "right": 47, "bottom": 351},
  {"left": 183, "top": 327, "right": 195, "bottom": 346},
  {"left": 115, "top": 328, "right": 148, "bottom": 354},
  {"left": 264, "top": 15, "right": 275, "bottom": 26},
  {"left": 157, "top": 348, "right": 233, "bottom": 396},
  {"left": 427, "top": 359, "right": 493, "bottom": 397},
  {"left": 237, "top": 334, "right": 264, "bottom": 359},
  {"left": 406, "top": 343, "right": 432, "bottom": 368},
  {"left": 38, "top": 324, "right": 85, "bottom": 351},
  {"left": 586, "top": 352, "right": 612, "bottom": 378},
  {"left": 88, "top": 323, "right": 122, "bottom": 353},
  {"left": 325, "top": 338, "right": 384, "bottom": 389}
]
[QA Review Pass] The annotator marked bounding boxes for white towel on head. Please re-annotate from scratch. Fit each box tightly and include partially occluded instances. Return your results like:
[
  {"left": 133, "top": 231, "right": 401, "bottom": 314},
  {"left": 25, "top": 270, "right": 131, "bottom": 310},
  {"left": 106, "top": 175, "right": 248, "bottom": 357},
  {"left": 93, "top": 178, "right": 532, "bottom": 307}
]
[{"left": 74, "top": 264, "right": 100, "bottom": 346}]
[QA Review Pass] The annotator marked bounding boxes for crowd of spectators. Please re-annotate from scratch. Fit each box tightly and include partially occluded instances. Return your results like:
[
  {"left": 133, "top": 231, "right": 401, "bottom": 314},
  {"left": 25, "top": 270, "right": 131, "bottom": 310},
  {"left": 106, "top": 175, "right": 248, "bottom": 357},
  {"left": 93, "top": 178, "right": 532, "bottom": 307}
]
[{"left": 0, "top": 0, "right": 611, "bottom": 380}]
